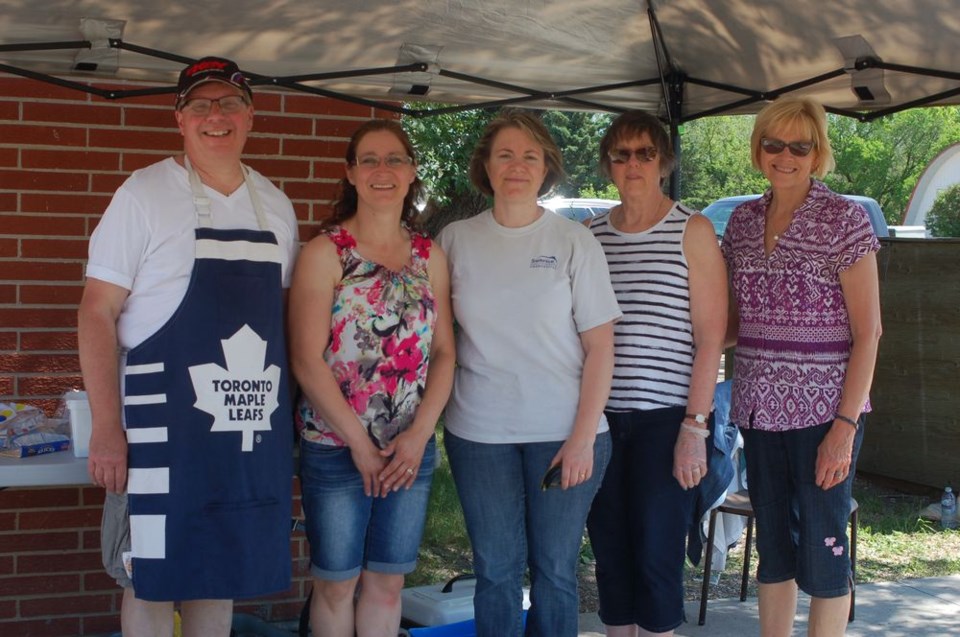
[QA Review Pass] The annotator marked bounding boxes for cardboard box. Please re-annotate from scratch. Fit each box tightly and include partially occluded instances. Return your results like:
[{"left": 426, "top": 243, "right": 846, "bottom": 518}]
[{"left": 0, "top": 432, "right": 71, "bottom": 458}]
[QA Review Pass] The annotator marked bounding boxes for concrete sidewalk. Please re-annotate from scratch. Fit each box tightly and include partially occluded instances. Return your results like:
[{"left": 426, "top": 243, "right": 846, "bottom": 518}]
[{"left": 578, "top": 575, "right": 960, "bottom": 636}]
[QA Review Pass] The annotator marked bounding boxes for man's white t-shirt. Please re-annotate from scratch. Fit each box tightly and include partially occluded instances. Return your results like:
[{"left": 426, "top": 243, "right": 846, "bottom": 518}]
[
  {"left": 437, "top": 210, "right": 621, "bottom": 444},
  {"left": 86, "top": 157, "right": 299, "bottom": 350}
]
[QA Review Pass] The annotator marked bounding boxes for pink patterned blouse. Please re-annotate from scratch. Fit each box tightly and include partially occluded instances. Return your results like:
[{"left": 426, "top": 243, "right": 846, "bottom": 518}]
[
  {"left": 721, "top": 181, "right": 880, "bottom": 431},
  {"left": 296, "top": 226, "right": 437, "bottom": 448}
]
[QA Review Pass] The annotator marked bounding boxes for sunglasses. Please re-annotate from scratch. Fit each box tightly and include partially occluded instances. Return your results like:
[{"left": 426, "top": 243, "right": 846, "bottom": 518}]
[
  {"left": 608, "top": 146, "right": 659, "bottom": 164},
  {"left": 760, "top": 137, "right": 815, "bottom": 157}
]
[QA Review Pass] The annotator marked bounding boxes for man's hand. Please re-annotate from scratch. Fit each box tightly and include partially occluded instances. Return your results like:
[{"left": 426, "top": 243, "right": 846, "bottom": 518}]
[
  {"left": 88, "top": 424, "right": 128, "bottom": 493},
  {"left": 78, "top": 278, "right": 130, "bottom": 494}
]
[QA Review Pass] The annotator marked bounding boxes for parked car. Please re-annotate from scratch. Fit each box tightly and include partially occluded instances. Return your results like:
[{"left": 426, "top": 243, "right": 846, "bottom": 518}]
[
  {"left": 701, "top": 194, "right": 890, "bottom": 238},
  {"left": 540, "top": 197, "right": 619, "bottom": 223}
]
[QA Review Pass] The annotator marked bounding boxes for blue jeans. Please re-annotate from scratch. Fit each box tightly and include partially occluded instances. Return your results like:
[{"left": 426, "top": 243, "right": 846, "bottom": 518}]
[
  {"left": 444, "top": 429, "right": 611, "bottom": 637},
  {"left": 742, "top": 419, "right": 864, "bottom": 598},
  {"left": 299, "top": 436, "right": 437, "bottom": 581}
]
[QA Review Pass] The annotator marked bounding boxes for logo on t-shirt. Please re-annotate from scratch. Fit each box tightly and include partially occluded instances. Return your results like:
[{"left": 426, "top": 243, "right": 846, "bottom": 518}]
[{"left": 530, "top": 255, "right": 558, "bottom": 270}]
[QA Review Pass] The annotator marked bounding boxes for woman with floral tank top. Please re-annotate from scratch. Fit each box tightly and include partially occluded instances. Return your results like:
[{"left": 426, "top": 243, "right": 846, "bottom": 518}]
[
  {"left": 289, "top": 120, "right": 454, "bottom": 637},
  {"left": 722, "top": 97, "right": 881, "bottom": 637}
]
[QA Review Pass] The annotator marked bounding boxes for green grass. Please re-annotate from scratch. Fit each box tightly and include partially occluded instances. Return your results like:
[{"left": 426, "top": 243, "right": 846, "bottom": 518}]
[
  {"left": 688, "top": 476, "right": 960, "bottom": 601},
  {"left": 412, "top": 427, "right": 960, "bottom": 604},
  {"left": 408, "top": 427, "right": 472, "bottom": 587},
  {"left": 849, "top": 479, "right": 960, "bottom": 583}
]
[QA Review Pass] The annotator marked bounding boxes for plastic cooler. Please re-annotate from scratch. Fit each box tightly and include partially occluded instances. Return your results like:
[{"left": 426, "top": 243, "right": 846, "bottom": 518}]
[
  {"left": 407, "top": 613, "right": 528, "bottom": 637},
  {"left": 401, "top": 574, "right": 530, "bottom": 629}
]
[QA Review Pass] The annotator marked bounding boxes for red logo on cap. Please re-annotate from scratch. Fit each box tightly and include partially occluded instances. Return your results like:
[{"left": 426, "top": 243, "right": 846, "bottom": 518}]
[{"left": 188, "top": 60, "right": 229, "bottom": 77}]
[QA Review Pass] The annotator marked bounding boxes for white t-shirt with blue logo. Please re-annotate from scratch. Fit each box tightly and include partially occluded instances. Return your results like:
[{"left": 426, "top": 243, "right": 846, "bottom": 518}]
[{"left": 437, "top": 209, "right": 622, "bottom": 444}]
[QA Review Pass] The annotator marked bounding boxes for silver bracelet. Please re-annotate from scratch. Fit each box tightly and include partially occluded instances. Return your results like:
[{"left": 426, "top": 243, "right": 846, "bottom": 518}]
[{"left": 680, "top": 422, "right": 711, "bottom": 439}]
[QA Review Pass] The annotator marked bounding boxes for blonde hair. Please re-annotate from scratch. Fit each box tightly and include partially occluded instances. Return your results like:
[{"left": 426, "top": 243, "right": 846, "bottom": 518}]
[{"left": 750, "top": 97, "right": 835, "bottom": 178}]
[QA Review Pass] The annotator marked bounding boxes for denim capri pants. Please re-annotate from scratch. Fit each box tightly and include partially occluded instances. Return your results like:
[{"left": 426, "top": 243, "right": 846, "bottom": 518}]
[
  {"left": 741, "top": 418, "right": 864, "bottom": 598},
  {"left": 299, "top": 435, "right": 437, "bottom": 581}
]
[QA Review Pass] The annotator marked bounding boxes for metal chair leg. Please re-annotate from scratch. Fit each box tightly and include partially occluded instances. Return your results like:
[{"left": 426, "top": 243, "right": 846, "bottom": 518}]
[
  {"left": 849, "top": 504, "right": 858, "bottom": 622},
  {"left": 740, "top": 515, "right": 753, "bottom": 602},
  {"left": 699, "top": 508, "right": 720, "bottom": 625}
]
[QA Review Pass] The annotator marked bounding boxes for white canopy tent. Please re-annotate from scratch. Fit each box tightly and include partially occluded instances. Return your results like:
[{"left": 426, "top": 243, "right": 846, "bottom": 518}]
[{"left": 2, "top": 0, "right": 959, "bottom": 123}]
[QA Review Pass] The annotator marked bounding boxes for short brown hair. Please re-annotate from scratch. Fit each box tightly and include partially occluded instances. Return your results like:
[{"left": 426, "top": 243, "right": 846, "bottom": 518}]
[
  {"left": 750, "top": 97, "right": 835, "bottom": 178},
  {"left": 598, "top": 110, "right": 675, "bottom": 180},
  {"left": 469, "top": 109, "right": 565, "bottom": 198}
]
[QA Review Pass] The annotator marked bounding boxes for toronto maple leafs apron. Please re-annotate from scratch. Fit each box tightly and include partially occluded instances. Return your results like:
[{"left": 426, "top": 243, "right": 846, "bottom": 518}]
[{"left": 121, "top": 158, "right": 292, "bottom": 601}]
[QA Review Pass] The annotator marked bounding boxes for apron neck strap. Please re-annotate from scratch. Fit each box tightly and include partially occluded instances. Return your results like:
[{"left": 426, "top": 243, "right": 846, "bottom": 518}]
[{"left": 184, "top": 156, "right": 269, "bottom": 231}]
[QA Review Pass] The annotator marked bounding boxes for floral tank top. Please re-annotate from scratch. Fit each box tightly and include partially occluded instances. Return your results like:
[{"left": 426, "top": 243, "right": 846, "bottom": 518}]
[{"left": 297, "top": 226, "right": 437, "bottom": 448}]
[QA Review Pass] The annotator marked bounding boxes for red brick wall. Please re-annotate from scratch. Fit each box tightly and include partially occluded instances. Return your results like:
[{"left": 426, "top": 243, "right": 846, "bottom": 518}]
[{"left": 0, "top": 72, "right": 391, "bottom": 636}]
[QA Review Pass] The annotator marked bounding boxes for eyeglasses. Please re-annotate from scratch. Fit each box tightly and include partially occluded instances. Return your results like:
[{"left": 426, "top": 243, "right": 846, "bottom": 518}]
[
  {"left": 354, "top": 154, "right": 414, "bottom": 169},
  {"left": 608, "top": 146, "right": 659, "bottom": 164},
  {"left": 760, "top": 137, "right": 815, "bottom": 157},
  {"left": 180, "top": 95, "right": 249, "bottom": 116}
]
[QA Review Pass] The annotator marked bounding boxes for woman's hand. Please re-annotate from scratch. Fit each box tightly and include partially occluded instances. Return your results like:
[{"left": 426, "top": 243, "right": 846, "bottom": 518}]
[
  {"left": 550, "top": 436, "right": 595, "bottom": 490},
  {"left": 815, "top": 419, "right": 856, "bottom": 490},
  {"left": 349, "top": 441, "right": 388, "bottom": 498},
  {"left": 377, "top": 429, "right": 431, "bottom": 496},
  {"left": 673, "top": 426, "right": 708, "bottom": 490}
]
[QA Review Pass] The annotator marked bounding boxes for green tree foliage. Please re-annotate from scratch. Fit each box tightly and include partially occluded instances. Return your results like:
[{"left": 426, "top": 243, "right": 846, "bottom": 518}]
[
  {"left": 825, "top": 107, "right": 960, "bottom": 223},
  {"left": 925, "top": 183, "right": 960, "bottom": 237},
  {"left": 405, "top": 104, "right": 960, "bottom": 233},
  {"left": 541, "top": 111, "right": 613, "bottom": 196},
  {"left": 579, "top": 183, "right": 621, "bottom": 200},
  {"left": 677, "top": 116, "right": 768, "bottom": 211},
  {"left": 402, "top": 107, "right": 496, "bottom": 236}
]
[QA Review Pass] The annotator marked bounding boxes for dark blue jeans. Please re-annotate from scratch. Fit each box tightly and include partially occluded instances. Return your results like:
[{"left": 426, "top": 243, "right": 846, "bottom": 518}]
[
  {"left": 444, "top": 429, "right": 611, "bottom": 637},
  {"left": 586, "top": 407, "right": 694, "bottom": 632},
  {"left": 742, "top": 419, "right": 865, "bottom": 598}
]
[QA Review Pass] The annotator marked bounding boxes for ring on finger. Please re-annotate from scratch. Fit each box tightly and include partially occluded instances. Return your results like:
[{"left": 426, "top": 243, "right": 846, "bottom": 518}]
[{"left": 406, "top": 468, "right": 414, "bottom": 475}]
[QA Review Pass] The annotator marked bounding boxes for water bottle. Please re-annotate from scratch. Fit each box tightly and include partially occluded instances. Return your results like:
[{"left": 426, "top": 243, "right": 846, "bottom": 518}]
[{"left": 940, "top": 486, "right": 957, "bottom": 530}]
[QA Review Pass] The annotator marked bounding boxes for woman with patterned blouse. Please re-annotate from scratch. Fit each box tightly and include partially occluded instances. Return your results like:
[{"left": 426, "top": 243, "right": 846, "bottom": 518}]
[
  {"left": 722, "top": 97, "right": 882, "bottom": 637},
  {"left": 289, "top": 120, "right": 455, "bottom": 637}
]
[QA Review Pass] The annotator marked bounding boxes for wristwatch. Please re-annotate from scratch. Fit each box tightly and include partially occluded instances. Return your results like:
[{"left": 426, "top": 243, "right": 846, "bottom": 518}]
[{"left": 684, "top": 413, "right": 708, "bottom": 425}]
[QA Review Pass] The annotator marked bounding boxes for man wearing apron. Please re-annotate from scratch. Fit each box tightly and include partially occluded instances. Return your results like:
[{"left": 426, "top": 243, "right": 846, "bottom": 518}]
[{"left": 78, "top": 57, "right": 299, "bottom": 636}]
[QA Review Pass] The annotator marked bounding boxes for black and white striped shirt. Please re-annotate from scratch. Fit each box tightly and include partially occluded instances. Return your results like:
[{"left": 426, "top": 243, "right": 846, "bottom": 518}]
[{"left": 590, "top": 203, "right": 695, "bottom": 411}]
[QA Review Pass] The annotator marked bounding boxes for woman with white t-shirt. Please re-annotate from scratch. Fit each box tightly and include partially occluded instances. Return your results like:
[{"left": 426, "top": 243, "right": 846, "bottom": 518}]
[{"left": 437, "top": 110, "right": 621, "bottom": 637}]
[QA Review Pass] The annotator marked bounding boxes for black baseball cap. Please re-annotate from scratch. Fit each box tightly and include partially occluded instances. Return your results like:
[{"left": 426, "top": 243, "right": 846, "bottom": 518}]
[{"left": 175, "top": 56, "right": 252, "bottom": 109}]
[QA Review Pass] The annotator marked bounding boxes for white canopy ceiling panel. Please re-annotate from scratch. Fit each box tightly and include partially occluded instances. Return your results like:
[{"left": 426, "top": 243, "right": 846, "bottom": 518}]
[{"left": 1, "top": 0, "right": 958, "bottom": 120}]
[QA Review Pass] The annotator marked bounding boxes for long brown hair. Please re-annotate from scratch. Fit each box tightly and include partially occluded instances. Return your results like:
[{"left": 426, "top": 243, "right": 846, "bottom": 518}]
[{"left": 324, "top": 119, "right": 424, "bottom": 229}]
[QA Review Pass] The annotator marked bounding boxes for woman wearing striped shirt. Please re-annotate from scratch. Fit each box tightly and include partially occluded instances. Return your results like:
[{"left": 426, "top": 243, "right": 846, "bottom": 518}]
[{"left": 586, "top": 111, "right": 728, "bottom": 637}]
